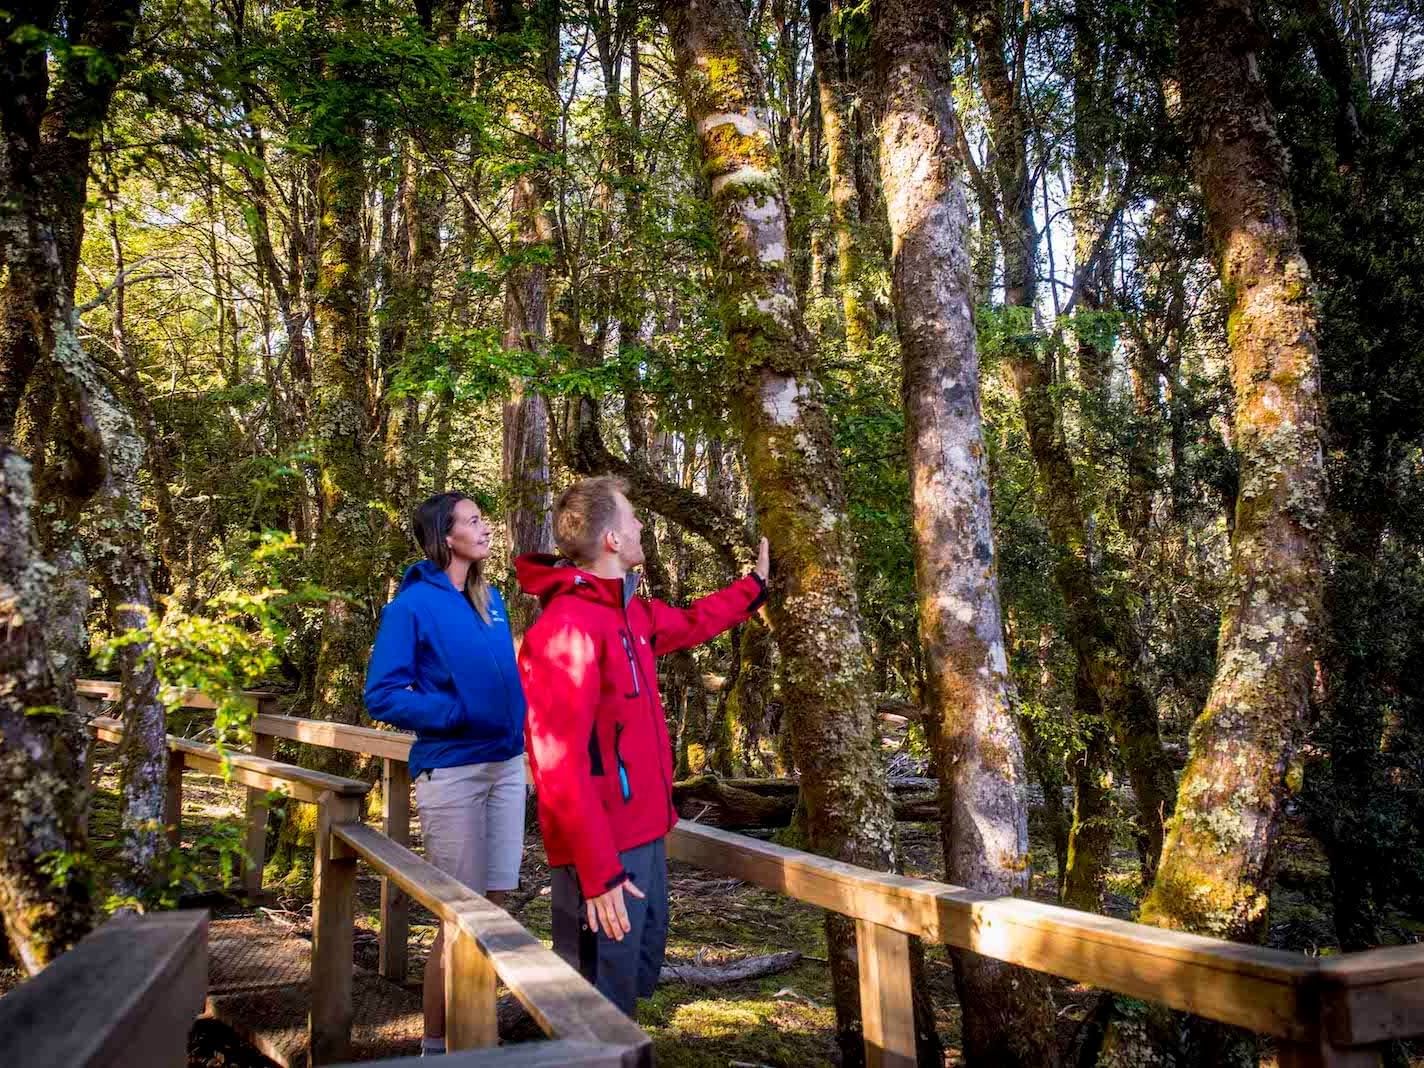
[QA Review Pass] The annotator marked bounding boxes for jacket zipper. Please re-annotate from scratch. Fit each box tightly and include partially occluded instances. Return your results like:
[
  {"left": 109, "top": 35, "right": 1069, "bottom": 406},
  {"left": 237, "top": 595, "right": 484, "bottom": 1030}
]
[
  {"left": 613, "top": 722, "right": 632, "bottom": 802},
  {"left": 464, "top": 593, "right": 521, "bottom": 747},
  {"left": 621, "top": 606, "right": 677, "bottom": 829}
]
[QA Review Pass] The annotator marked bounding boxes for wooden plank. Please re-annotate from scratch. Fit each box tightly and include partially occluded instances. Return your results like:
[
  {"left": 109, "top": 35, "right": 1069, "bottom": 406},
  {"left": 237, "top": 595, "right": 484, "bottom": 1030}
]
[
  {"left": 1316, "top": 947, "right": 1424, "bottom": 1047},
  {"left": 254, "top": 713, "right": 414, "bottom": 762},
  {"left": 445, "top": 920, "right": 498, "bottom": 1051},
  {"left": 0, "top": 911, "right": 207, "bottom": 1068},
  {"left": 379, "top": 756, "right": 411, "bottom": 983},
  {"left": 76, "top": 678, "right": 276, "bottom": 713},
  {"left": 243, "top": 731, "right": 275, "bottom": 894},
  {"left": 334, "top": 823, "right": 650, "bottom": 1058},
  {"left": 90, "top": 716, "right": 370, "bottom": 804},
  {"left": 309, "top": 794, "right": 361, "bottom": 1066},
  {"left": 346, "top": 1040, "right": 631, "bottom": 1068},
  {"left": 668, "top": 821, "right": 1318, "bottom": 1040},
  {"left": 165, "top": 748, "right": 185, "bottom": 846},
  {"left": 855, "top": 919, "right": 916, "bottom": 1068}
]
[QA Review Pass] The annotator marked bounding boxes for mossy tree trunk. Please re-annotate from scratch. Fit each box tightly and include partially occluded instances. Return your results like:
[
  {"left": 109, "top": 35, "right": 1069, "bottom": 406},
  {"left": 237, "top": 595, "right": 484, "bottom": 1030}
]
[
  {"left": 664, "top": 2, "right": 915, "bottom": 1061},
  {"left": 1103, "top": 0, "right": 1329, "bottom": 1061},
  {"left": 309, "top": 0, "right": 377, "bottom": 771},
  {"left": 495, "top": 0, "right": 558, "bottom": 630},
  {"left": 0, "top": 0, "right": 139, "bottom": 947},
  {"left": 809, "top": 0, "right": 877, "bottom": 358},
  {"left": 1062, "top": 680, "right": 1116, "bottom": 913},
  {"left": 1141, "top": 0, "right": 1327, "bottom": 962},
  {"left": 872, "top": 0, "right": 1058, "bottom": 1061},
  {"left": 0, "top": 451, "right": 95, "bottom": 972},
  {"left": 965, "top": 0, "right": 1178, "bottom": 879}
]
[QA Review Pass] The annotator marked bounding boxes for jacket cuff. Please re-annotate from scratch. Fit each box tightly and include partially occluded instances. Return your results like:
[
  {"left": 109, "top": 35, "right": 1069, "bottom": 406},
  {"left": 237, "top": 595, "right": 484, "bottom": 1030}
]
[
  {"left": 746, "top": 572, "right": 768, "bottom": 613},
  {"left": 576, "top": 858, "right": 629, "bottom": 899}
]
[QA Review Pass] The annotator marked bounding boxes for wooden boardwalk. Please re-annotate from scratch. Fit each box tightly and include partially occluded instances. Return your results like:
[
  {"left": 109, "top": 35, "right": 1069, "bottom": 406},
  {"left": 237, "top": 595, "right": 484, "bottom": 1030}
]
[{"left": 206, "top": 918, "right": 422, "bottom": 1067}]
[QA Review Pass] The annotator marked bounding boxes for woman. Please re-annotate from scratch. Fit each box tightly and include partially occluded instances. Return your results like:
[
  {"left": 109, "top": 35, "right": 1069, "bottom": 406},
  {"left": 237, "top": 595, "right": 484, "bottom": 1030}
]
[{"left": 364, "top": 492, "right": 526, "bottom": 1057}]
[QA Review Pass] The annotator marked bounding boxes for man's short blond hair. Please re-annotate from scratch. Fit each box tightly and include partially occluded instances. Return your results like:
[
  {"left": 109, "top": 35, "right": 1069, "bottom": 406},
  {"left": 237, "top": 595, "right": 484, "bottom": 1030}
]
[{"left": 554, "top": 476, "right": 630, "bottom": 566}]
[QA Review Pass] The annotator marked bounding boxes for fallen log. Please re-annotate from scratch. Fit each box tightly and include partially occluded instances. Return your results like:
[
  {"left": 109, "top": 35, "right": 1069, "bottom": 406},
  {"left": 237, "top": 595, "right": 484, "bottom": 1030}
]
[
  {"left": 660, "top": 950, "right": 802, "bottom": 987},
  {"left": 672, "top": 775, "right": 942, "bottom": 828}
]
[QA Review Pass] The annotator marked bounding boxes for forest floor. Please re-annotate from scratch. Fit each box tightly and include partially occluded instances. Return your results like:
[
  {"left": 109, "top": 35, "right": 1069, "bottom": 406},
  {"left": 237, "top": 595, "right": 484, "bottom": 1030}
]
[{"left": 4, "top": 724, "right": 1417, "bottom": 1068}]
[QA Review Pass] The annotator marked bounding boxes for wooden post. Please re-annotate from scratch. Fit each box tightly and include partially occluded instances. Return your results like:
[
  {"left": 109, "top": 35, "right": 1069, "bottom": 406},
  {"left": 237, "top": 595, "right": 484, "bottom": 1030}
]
[
  {"left": 164, "top": 750, "right": 184, "bottom": 847},
  {"left": 855, "top": 918, "right": 916, "bottom": 1068},
  {"left": 379, "top": 757, "right": 411, "bottom": 982},
  {"left": 444, "top": 918, "right": 497, "bottom": 1051},
  {"left": 309, "top": 793, "right": 360, "bottom": 1066},
  {"left": 242, "top": 730, "right": 275, "bottom": 894}
]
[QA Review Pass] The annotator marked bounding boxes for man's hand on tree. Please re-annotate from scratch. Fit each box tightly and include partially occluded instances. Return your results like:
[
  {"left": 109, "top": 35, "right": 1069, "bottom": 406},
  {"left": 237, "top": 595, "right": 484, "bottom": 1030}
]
[
  {"left": 754, "top": 536, "right": 769, "bottom": 582},
  {"left": 586, "top": 877, "right": 646, "bottom": 940}
]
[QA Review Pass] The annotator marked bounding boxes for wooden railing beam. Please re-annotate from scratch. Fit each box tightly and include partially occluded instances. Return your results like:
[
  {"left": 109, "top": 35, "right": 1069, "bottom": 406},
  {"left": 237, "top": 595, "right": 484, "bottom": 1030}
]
[
  {"left": 90, "top": 716, "right": 370, "bottom": 805},
  {"left": 0, "top": 911, "right": 207, "bottom": 1068},
  {"left": 333, "top": 822, "right": 651, "bottom": 1062}
]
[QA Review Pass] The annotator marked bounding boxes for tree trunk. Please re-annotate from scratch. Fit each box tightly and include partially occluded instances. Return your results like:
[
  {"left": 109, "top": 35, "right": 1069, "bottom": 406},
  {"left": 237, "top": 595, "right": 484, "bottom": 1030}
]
[
  {"left": 1143, "top": 0, "right": 1327, "bottom": 950},
  {"left": 0, "top": 0, "right": 137, "bottom": 957},
  {"left": 496, "top": 0, "right": 558, "bottom": 631},
  {"left": 83, "top": 231, "right": 170, "bottom": 898},
  {"left": 0, "top": 450, "right": 96, "bottom": 972},
  {"left": 809, "top": 0, "right": 877, "bottom": 357},
  {"left": 664, "top": 2, "right": 901, "bottom": 1061},
  {"left": 873, "top": 0, "right": 1058, "bottom": 1061},
  {"left": 1105, "top": 0, "right": 1329, "bottom": 1059},
  {"left": 1062, "top": 682, "right": 1115, "bottom": 913},
  {"left": 964, "top": 0, "right": 1177, "bottom": 879},
  {"left": 309, "top": 1, "right": 377, "bottom": 759}
]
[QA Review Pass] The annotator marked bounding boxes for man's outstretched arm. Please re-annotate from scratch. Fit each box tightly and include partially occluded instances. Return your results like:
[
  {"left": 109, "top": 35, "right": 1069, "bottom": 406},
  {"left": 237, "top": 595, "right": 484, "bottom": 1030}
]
[{"left": 646, "top": 537, "right": 770, "bottom": 654}]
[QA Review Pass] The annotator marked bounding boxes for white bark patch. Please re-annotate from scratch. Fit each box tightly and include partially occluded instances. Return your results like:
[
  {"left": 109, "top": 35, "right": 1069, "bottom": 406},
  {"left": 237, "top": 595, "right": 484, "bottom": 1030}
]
[
  {"left": 758, "top": 240, "right": 786, "bottom": 264},
  {"left": 935, "top": 593, "right": 975, "bottom": 624},
  {"left": 753, "top": 291, "right": 797, "bottom": 330},
  {"left": 762, "top": 375, "right": 810, "bottom": 425},
  {"left": 698, "top": 112, "right": 764, "bottom": 137},
  {"left": 711, "top": 165, "right": 772, "bottom": 198}
]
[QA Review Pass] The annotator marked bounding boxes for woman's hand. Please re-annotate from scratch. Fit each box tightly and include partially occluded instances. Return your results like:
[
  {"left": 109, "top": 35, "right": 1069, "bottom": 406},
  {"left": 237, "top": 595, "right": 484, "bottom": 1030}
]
[{"left": 753, "top": 537, "right": 770, "bottom": 582}]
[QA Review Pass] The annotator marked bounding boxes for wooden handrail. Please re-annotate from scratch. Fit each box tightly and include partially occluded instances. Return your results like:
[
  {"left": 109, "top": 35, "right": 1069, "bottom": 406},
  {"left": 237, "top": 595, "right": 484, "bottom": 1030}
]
[
  {"left": 0, "top": 911, "right": 208, "bottom": 1068},
  {"left": 77, "top": 678, "right": 415, "bottom": 760},
  {"left": 252, "top": 713, "right": 413, "bottom": 762},
  {"left": 77, "top": 678, "right": 279, "bottom": 712},
  {"left": 90, "top": 716, "right": 370, "bottom": 805},
  {"left": 333, "top": 822, "right": 651, "bottom": 1061},
  {"left": 84, "top": 679, "right": 1424, "bottom": 1064},
  {"left": 667, "top": 821, "right": 1420, "bottom": 1065}
]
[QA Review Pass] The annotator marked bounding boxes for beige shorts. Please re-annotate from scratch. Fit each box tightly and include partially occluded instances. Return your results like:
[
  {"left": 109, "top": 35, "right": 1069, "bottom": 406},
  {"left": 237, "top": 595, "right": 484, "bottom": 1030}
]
[{"left": 413, "top": 755, "right": 526, "bottom": 893}]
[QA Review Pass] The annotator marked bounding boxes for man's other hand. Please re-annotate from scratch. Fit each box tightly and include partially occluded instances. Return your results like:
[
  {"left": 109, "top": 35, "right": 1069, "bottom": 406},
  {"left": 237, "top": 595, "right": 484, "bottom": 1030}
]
[
  {"left": 586, "top": 877, "right": 646, "bottom": 940},
  {"left": 754, "top": 537, "right": 770, "bottom": 582}
]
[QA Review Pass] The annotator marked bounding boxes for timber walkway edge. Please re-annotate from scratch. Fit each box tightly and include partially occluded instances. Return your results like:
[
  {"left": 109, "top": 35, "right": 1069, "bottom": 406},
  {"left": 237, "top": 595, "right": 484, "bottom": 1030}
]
[{"left": 78, "top": 681, "right": 1424, "bottom": 1065}]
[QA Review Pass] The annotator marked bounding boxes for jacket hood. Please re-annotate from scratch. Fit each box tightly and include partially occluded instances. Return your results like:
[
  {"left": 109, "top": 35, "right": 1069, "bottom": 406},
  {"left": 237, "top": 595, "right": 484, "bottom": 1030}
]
[
  {"left": 515, "top": 553, "right": 639, "bottom": 609},
  {"left": 397, "top": 558, "right": 461, "bottom": 595}
]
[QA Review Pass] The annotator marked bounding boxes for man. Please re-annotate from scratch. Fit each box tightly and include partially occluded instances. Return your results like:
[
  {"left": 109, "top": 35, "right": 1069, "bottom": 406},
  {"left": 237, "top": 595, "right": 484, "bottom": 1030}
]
[{"left": 516, "top": 475, "right": 769, "bottom": 1017}]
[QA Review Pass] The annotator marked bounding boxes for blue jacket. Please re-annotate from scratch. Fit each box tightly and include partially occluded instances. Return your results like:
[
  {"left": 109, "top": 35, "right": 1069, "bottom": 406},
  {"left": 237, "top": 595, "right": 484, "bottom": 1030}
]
[{"left": 364, "top": 560, "right": 526, "bottom": 779}]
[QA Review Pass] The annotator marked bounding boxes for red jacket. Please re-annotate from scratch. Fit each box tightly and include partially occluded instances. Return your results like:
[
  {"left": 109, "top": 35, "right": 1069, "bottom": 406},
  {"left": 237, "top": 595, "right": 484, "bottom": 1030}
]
[{"left": 516, "top": 554, "right": 766, "bottom": 896}]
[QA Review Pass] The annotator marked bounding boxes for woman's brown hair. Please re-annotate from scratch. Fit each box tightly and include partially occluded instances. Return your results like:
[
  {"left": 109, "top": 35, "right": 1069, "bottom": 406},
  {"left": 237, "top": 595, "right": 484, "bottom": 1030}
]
[{"left": 412, "top": 492, "right": 492, "bottom": 623}]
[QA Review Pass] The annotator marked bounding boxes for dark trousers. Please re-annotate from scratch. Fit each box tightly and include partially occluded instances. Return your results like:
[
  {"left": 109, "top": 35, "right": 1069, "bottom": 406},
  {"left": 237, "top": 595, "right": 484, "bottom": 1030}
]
[{"left": 550, "top": 837, "right": 668, "bottom": 1018}]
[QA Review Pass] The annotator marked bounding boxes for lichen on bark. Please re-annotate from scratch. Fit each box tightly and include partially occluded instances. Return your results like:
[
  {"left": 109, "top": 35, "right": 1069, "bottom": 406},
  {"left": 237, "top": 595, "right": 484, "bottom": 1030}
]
[
  {"left": 665, "top": 1, "right": 905, "bottom": 1061},
  {"left": 872, "top": 0, "right": 1059, "bottom": 1059}
]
